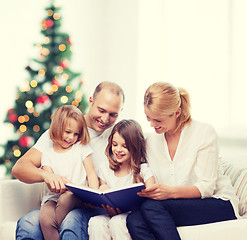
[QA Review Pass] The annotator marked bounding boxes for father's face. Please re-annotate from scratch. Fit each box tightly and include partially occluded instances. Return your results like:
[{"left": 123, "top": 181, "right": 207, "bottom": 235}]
[{"left": 86, "top": 89, "right": 123, "bottom": 132}]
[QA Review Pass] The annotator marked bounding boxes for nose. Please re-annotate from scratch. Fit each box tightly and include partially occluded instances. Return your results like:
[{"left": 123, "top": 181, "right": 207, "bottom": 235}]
[
  {"left": 149, "top": 120, "right": 157, "bottom": 128},
  {"left": 101, "top": 113, "right": 110, "bottom": 124},
  {"left": 68, "top": 133, "right": 74, "bottom": 139},
  {"left": 115, "top": 145, "right": 123, "bottom": 152}
]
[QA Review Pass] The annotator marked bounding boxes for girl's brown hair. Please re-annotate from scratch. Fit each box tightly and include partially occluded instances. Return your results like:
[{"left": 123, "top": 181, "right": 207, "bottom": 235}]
[
  {"left": 49, "top": 105, "right": 90, "bottom": 145},
  {"left": 144, "top": 82, "right": 192, "bottom": 133},
  {"left": 105, "top": 119, "right": 147, "bottom": 184}
]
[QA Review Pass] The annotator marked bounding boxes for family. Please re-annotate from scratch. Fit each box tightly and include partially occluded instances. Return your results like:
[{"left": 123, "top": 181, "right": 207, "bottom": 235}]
[{"left": 12, "top": 81, "right": 239, "bottom": 240}]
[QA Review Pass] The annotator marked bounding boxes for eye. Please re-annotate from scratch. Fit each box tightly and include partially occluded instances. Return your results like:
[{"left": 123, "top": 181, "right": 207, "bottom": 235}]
[
  {"left": 110, "top": 113, "right": 118, "bottom": 118},
  {"left": 112, "top": 142, "right": 117, "bottom": 147},
  {"left": 98, "top": 108, "right": 105, "bottom": 113}
]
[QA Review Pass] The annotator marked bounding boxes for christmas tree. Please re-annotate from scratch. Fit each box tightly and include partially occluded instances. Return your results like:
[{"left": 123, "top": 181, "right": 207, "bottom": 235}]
[{"left": 0, "top": 1, "right": 88, "bottom": 177}]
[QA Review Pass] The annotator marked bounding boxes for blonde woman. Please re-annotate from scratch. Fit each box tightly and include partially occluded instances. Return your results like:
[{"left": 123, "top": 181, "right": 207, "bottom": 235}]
[
  {"left": 39, "top": 105, "right": 99, "bottom": 240},
  {"left": 127, "top": 82, "right": 239, "bottom": 240}
]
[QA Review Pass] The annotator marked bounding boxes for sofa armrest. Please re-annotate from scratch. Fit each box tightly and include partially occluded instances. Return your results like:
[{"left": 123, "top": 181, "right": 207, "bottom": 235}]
[{"left": 0, "top": 179, "right": 43, "bottom": 224}]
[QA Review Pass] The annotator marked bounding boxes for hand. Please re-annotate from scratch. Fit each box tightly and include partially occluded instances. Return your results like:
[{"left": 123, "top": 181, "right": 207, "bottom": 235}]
[
  {"left": 138, "top": 183, "right": 175, "bottom": 200},
  {"left": 102, "top": 204, "right": 121, "bottom": 217},
  {"left": 83, "top": 203, "right": 99, "bottom": 209},
  {"left": 99, "top": 184, "right": 110, "bottom": 192},
  {"left": 41, "top": 170, "right": 71, "bottom": 194}
]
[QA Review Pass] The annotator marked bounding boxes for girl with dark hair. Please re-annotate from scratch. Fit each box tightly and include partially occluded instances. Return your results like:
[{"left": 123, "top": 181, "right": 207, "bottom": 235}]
[{"left": 88, "top": 119, "right": 155, "bottom": 240}]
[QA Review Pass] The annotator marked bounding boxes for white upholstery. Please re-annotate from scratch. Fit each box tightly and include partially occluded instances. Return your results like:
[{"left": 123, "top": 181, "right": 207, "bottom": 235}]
[
  {"left": 1, "top": 178, "right": 247, "bottom": 240},
  {"left": 0, "top": 179, "right": 43, "bottom": 240}
]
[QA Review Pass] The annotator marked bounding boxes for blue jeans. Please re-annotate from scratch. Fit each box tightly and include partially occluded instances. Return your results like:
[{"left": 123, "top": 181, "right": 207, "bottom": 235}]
[
  {"left": 127, "top": 198, "right": 237, "bottom": 240},
  {"left": 16, "top": 208, "right": 106, "bottom": 240}
]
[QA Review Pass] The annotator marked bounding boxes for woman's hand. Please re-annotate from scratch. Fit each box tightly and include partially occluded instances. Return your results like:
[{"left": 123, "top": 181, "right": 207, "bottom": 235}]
[{"left": 138, "top": 183, "right": 175, "bottom": 200}]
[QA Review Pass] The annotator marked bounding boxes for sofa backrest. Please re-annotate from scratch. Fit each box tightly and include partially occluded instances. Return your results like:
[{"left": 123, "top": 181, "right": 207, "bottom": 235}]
[
  {"left": 221, "top": 161, "right": 247, "bottom": 217},
  {"left": 0, "top": 180, "right": 43, "bottom": 224}
]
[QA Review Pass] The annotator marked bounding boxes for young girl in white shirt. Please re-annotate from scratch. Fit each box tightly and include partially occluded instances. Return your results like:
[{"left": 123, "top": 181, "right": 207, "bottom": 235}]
[
  {"left": 39, "top": 105, "right": 99, "bottom": 240},
  {"left": 127, "top": 82, "right": 239, "bottom": 240},
  {"left": 88, "top": 119, "right": 155, "bottom": 240}
]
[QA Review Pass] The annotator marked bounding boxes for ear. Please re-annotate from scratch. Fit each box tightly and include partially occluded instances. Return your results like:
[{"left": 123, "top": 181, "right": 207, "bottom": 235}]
[
  {"left": 175, "top": 108, "right": 181, "bottom": 118},
  {"left": 89, "top": 96, "right": 93, "bottom": 105}
]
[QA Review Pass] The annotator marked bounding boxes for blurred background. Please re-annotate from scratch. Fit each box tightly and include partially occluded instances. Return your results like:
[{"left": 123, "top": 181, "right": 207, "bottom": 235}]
[{"left": 1, "top": 0, "right": 247, "bottom": 178}]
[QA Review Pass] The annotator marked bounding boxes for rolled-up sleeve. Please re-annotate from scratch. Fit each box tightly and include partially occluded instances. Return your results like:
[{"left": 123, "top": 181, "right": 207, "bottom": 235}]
[{"left": 194, "top": 125, "right": 219, "bottom": 198}]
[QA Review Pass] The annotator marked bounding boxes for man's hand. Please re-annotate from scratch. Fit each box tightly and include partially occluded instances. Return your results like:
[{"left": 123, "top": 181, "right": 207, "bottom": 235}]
[{"left": 41, "top": 170, "right": 71, "bottom": 194}]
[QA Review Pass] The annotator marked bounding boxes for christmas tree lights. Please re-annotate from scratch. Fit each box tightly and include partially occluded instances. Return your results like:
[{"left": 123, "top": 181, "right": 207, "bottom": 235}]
[{"left": 0, "top": 2, "right": 88, "bottom": 177}]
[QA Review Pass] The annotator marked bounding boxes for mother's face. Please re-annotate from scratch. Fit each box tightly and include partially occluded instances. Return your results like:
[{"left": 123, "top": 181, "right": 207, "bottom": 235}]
[{"left": 144, "top": 106, "right": 179, "bottom": 134}]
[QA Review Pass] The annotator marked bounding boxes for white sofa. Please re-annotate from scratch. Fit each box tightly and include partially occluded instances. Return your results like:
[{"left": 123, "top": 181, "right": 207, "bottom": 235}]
[{"left": 1, "top": 160, "right": 247, "bottom": 240}]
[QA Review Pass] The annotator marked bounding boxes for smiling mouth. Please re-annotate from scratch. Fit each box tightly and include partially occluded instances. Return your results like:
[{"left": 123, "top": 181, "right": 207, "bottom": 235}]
[
  {"left": 115, "top": 153, "right": 125, "bottom": 159},
  {"left": 97, "top": 120, "right": 107, "bottom": 128}
]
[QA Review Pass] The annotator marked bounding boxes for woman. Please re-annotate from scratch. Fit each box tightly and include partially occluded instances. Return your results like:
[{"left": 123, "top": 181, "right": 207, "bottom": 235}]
[{"left": 126, "top": 82, "right": 239, "bottom": 240}]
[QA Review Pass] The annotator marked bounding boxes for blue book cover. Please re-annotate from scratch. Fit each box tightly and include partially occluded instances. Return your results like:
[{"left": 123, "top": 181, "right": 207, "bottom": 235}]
[{"left": 65, "top": 182, "right": 146, "bottom": 213}]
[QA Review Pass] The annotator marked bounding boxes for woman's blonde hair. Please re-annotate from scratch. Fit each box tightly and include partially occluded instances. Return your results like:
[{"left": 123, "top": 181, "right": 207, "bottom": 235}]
[
  {"left": 49, "top": 105, "right": 90, "bottom": 145},
  {"left": 144, "top": 82, "right": 192, "bottom": 132},
  {"left": 105, "top": 119, "right": 147, "bottom": 184}
]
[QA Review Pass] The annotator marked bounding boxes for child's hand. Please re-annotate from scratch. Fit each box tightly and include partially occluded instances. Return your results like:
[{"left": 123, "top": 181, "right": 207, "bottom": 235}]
[
  {"left": 99, "top": 184, "right": 110, "bottom": 192},
  {"left": 102, "top": 204, "right": 121, "bottom": 217}
]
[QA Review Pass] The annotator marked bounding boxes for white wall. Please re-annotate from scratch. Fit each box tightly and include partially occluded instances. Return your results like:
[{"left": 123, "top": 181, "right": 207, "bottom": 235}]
[{"left": 1, "top": 0, "right": 247, "bottom": 152}]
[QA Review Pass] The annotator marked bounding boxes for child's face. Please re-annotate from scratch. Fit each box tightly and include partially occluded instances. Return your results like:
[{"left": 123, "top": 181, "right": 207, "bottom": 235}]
[
  {"left": 59, "top": 118, "right": 80, "bottom": 149},
  {"left": 112, "top": 132, "right": 131, "bottom": 164}
]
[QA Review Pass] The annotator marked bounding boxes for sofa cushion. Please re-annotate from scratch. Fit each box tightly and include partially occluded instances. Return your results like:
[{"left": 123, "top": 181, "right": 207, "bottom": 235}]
[
  {"left": 178, "top": 219, "right": 247, "bottom": 240},
  {"left": 0, "top": 221, "right": 16, "bottom": 240},
  {"left": 221, "top": 161, "right": 247, "bottom": 216}
]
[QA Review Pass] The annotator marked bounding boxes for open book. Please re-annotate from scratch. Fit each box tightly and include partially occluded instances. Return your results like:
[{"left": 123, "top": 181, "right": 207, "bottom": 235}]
[{"left": 65, "top": 182, "right": 145, "bottom": 213}]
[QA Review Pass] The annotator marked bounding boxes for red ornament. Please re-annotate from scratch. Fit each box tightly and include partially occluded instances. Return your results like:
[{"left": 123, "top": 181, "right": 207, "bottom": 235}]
[
  {"left": 8, "top": 108, "right": 14, "bottom": 114},
  {"left": 46, "top": 19, "right": 54, "bottom": 28},
  {"left": 8, "top": 113, "right": 18, "bottom": 123},
  {"left": 52, "top": 79, "right": 60, "bottom": 88},
  {"left": 59, "top": 60, "right": 69, "bottom": 69},
  {"left": 36, "top": 95, "right": 50, "bottom": 104},
  {"left": 66, "top": 37, "right": 72, "bottom": 44},
  {"left": 19, "top": 135, "right": 34, "bottom": 148}
]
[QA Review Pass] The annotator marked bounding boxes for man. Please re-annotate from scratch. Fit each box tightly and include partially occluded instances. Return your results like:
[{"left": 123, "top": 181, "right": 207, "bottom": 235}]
[{"left": 12, "top": 81, "right": 125, "bottom": 240}]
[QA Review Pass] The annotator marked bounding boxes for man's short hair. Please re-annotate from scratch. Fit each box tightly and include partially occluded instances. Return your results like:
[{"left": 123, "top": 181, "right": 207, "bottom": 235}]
[{"left": 92, "top": 81, "right": 125, "bottom": 103}]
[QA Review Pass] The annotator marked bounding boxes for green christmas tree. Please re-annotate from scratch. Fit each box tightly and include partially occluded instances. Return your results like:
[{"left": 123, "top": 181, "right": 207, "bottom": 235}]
[{"left": 0, "top": 2, "right": 88, "bottom": 177}]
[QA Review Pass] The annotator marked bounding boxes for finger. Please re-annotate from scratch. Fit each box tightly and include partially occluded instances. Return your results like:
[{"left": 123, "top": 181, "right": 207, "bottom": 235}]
[
  {"left": 108, "top": 206, "right": 118, "bottom": 217},
  {"left": 102, "top": 204, "right": 110, "bottom": 214},
  {"left": 142, "top": 184, "right": 158, "bottom": 193},
  {"left": 116, "top": 208, "right": 121, "bottom": 214},
  {"left": 48, "top": 181, "right": 56, "bottom": 192},
  {"left": 105, "top": 205, "right": 116, "bottom": 217},
  {"left": 53, "top": 180, "right": 61, "bottom": 193}
]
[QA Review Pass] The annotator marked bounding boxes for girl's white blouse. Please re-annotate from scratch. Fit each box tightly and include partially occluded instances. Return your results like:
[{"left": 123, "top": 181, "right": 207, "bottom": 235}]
[{"left": 146, "top": 120, "right": 240, "bottom": 218}]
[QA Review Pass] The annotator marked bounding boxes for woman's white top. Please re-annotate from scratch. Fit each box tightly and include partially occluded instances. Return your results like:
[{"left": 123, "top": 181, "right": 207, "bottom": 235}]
[
  {"left": 146, "top": 120, "right": 240, "bottom": 218},
  {"left": 41, "top": 142, "right": 92, "bottom": 204},
  {"left": 98, "top": 161, "right": 153, "bottom": 188}
]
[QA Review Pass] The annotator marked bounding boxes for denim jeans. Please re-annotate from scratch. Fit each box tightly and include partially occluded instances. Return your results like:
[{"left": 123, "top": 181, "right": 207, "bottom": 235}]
[
  {"left": 16, "top": 207, "right": 106, "bottom": 240},
  {"left": 127, "top": 198, "right": 237, "bottom": 240}
]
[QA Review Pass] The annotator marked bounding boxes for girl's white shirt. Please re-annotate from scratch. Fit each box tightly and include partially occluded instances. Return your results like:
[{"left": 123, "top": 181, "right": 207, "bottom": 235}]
[
  {"left": 98, "top": 161, "right": 153, "bottom": 188},
  {"left": 41, "top": 142, "right": 92, "bottom": 205},
  {"left": 146, "top": 120, "right": 240, "bottom": 218},
  {"left": 33, "top": 127, "right": 112, "bottom": 174}
]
